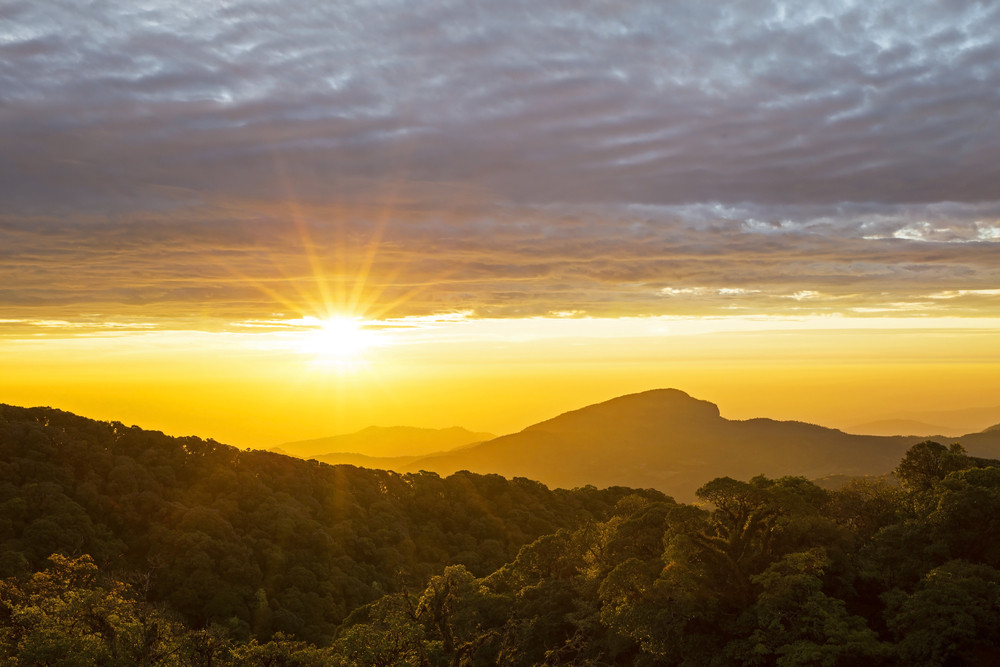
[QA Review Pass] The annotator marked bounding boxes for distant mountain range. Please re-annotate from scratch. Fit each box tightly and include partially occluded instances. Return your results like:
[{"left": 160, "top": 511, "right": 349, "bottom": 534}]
[
  {"left": 845, "top": 418, "right": 962, "bottom": 437},
  {"left": 891, "top": 403, "right": 1000, "bottom": 434},
  {"left": 274, "top": 425, "right": 495, "bottom": 459},
  {"left": 284, "top": 389, "right": 1000, "bottom": 501}
]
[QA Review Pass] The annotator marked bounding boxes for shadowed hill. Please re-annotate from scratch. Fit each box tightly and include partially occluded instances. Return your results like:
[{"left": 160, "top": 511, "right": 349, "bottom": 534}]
[
  {"left": 276, "top": 425, "right": 495, "bottom": 459},
  {"left": 0, "top": 403, "right": 657, "bottom": 643},
  {"left": 401, "top": 389, "right": 1000, "bottom": 501}
]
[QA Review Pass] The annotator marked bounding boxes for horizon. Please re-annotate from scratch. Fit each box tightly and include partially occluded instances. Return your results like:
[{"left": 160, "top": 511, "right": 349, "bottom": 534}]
[
  {"left": 5, "top": 380, "right": 1000, "bottom": 452},
  {"left": 3, "top": 1, "right": 1000, "bottom": 447}
]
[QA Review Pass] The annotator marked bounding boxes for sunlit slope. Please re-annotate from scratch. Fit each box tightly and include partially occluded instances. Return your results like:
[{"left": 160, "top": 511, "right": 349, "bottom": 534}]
[
  {"left": 276, "top": 425, "right": 495, "bottom": 458},
  {"left": 404, "top": 389, "right": 1000, "bottom": 500}
]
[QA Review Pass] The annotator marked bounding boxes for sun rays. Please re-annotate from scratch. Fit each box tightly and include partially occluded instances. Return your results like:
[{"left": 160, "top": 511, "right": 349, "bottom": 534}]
[
  {"left": 201, "top": 156, "right": 451, "bottom": 372},
  {"left": 292, "top": 315, "right": 381, "bottom": 368}
]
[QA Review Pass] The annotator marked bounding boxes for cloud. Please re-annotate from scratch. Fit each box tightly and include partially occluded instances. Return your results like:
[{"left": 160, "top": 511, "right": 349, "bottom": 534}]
[
  {"left": 2, "top": 0, "right": 999, "bottom": 327},
  {"left": 4, "top": 199, "right": 1000, "bottom": 326}
]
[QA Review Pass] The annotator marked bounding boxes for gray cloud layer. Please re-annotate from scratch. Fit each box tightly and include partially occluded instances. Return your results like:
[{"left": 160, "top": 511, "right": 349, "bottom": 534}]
[{"left": 2, "top": 0, "right": 999, "bottom": 325}]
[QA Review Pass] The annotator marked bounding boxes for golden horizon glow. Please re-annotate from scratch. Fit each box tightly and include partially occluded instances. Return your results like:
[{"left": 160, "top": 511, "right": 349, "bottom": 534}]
[
  {"left": 3, "top": 312, "right": 1000, "bottom": 450},
  {"left": 5, "top": 0, "right": 1000, "bottom": 474},
  {"left": 3, "top": 129, "right": 998, "bottom": 453}
]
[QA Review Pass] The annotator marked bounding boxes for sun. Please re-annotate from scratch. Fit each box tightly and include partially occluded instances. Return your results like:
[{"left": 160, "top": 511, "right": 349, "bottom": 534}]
[{"left": 296, "top": 316, "right": 379, "bottom": 365}]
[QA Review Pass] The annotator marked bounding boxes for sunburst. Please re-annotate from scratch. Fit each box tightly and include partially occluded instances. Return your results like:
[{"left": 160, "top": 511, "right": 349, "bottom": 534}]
[
  {"left": 210, "top": 155, "right": 462, "bottom": 372},
  {"left": 294, "top": 315, "right": 379, "bottom": 365}
]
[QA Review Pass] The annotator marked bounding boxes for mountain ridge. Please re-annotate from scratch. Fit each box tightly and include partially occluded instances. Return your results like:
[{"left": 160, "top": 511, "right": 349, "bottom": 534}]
[
  {"left": 846, "top": 418, "right": 961, "bottom": 437},
  {"left": 261, "top": 388, "right": 1000, "bottom": 501},
  {"left": 398, "top": 388, "right": 1000, "bottom": 500}
]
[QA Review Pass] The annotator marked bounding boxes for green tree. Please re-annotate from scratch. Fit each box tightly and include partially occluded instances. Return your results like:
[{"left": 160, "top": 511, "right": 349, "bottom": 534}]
[
  {"left": 895, "top": 441, "right": 971, "bottom": 494},
  {"left": 224, "top": 632, "right": 332, "bottom": 666},
  {"left": 930, "top": 467, "right": 1000, "bottom": 566},
  {"left": 415, "top": 565, "right": 506, "bottom": 664},
  {"left": 827, "top": 477, "right": 904, "bottom": 542},
  {"left": 738, "top": 549, "right": 889, "bottom": 666},
  {"left": 885, "top": 560, "right": 1000, "bottom": 665},
  {"left": 334, "top": 593, "right": 426, "bottom": 667},
  {"left": 0, "top": 553, "right": 184, "bottom": 666}
]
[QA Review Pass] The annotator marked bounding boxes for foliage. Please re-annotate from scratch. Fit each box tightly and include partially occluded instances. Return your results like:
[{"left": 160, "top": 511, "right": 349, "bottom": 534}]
[
  {"left": 0, "top": 553, "right": 185, "bottom": 665},
  {"left": 884, "top": 560, "right": 1000, "bottom": 665},
  {"left": 3, "top": 404, "right": 1000, "bottom": 664},
  {"left": 0, "top": 404, "right": 658, "bottom": 645}
]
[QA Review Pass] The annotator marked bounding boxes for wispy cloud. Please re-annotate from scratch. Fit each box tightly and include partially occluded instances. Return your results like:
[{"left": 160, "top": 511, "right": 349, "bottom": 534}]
[{"left": 3, "top": 0, "right": 999, "bottom": 328}]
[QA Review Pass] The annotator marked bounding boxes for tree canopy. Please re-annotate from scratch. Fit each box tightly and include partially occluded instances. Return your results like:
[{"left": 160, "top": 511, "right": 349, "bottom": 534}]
[{"left": 2, "top": 406, "right": 999, "bottom": 664}]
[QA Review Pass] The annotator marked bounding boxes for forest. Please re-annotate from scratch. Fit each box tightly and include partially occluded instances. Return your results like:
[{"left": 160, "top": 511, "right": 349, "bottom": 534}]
[{"left": 2, "top": 403, "right": 1000, "bottom": 665}]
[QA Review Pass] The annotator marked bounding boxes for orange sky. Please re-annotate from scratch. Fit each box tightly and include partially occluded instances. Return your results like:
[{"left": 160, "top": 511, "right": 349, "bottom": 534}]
[
  {"left": 3, "top": 1, "right": 1000, "bottom": 448},
  {"left": 3, "top": 315, "right": 999, "bottom": 448}
]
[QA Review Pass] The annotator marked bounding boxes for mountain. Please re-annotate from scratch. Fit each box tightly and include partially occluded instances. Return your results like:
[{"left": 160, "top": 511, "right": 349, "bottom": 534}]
[
  {"left": 399, "top": 389, "right": 1000, "bottom": 501},
  {"left": 276, "top": 425, "right": 495, "bottom": 459},
  {"left": 892, "top": 405, "right": 1000, "bottom": 435},
  {"left": 846, "top": 418, "right": 959, "bottom": 437}
]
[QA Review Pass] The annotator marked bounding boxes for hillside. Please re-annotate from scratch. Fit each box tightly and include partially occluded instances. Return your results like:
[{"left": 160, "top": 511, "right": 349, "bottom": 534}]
[
  {"left": 4, "top": 400, "right": 1000, "bottom": 664},
  {"left": 276, "top": 425, "right": 495, "bottom": 459},
  {"left": 0, "top": 403, "right": 655, "bottom": 644},
  {"left": 401, "top": 389, "right": 1000, "bottom": 500},
  {"left": 332, "top": 440, "right": 1000, "bottom": 666}
]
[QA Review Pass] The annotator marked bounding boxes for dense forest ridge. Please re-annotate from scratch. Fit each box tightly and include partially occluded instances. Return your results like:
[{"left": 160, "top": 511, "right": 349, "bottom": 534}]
[
  {"left": 277, "top": 388, "right": 1000, "bottom": 501},
  {"left": 0, "top": 402, "right": 659, "bottom": 661},
  {"left": 3, "top": 401, "right": 1000, "bottom": 664}
]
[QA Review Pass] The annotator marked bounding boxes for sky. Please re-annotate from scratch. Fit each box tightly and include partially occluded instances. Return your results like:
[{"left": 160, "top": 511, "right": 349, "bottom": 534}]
[{"left": 2, "top": 0, "right": 1000, "bottom": 447}]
